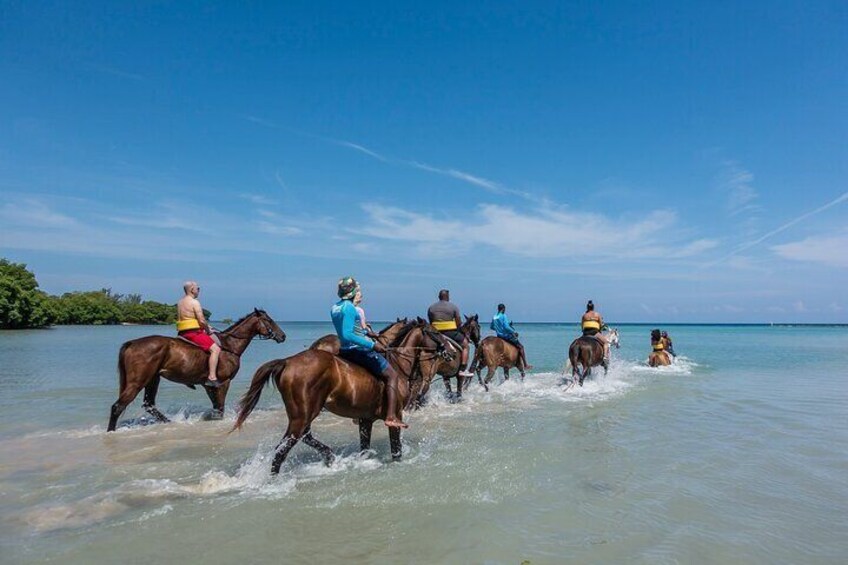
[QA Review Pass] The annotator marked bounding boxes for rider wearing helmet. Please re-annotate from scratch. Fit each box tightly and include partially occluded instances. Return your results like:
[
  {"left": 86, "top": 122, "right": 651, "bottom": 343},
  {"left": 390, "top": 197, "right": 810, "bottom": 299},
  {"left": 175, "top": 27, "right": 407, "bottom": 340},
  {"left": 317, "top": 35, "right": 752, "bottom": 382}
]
[{"left": 331, "top": 277, "right": 407, "bottom": 429}]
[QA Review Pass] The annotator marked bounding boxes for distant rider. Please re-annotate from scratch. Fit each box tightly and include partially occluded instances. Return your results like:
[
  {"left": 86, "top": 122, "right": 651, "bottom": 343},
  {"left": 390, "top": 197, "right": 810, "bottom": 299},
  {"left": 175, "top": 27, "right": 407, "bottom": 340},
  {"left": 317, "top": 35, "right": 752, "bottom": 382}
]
[
  {"left": 661, "top": 331, "right": 676, "bottom": 357},
  {"left": 581, "top": 300, "right": 610, "bottom": 360},
  {"left": 176, "top": 281, "right": 222, "bottom": 388},
  {"left": 332, "top": 277, "right": 407, "bottom": 429},
  {"left": 427, "top": 289, "right": 474, "bottom": 378},
  {"left": 491, "top": 303, "right": 531, "bottom": 369}
]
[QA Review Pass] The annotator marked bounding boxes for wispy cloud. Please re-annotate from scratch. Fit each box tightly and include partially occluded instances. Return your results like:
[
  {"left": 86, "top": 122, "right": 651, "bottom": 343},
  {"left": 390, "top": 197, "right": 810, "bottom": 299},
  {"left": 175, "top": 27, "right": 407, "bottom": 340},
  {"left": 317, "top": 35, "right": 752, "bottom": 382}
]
[
  {"left": 771, "top": 228, "right": 848, "bottom": 268},
  {"left": 0, "top": 199, "right": 78, "bottom": 228},
  {"left": 240, "top": 193, "right": 278, "bottom": 206},
  {"left": 719, "top": 160, "right": 759, "bottom": 216},
  {"left": 357, "top": 203, "right": 709, "bottom": 261},
  {"left": 704, "top": 191, "right": 848, "bottom": 267},
  {"left": 240, "top": 115, "right": 527, "bottom": 198}
]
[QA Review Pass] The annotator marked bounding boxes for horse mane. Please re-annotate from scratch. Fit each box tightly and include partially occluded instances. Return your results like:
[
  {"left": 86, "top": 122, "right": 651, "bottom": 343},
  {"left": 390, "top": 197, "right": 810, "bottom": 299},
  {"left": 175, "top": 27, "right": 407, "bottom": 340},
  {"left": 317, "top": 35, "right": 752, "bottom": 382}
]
[
  {"left": 222, "top": 308, "right": 266, "bottom": 333},
  {"left": 388, "top": 320, "right": 417, "bottom": 347}
]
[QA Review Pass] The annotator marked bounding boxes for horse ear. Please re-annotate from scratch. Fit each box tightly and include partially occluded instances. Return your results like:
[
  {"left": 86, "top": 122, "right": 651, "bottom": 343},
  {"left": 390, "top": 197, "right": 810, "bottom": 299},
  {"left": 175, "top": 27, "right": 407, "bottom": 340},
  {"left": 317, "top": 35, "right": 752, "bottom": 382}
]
[
  {"left": 254, "top": 307, "right": 259, "bottom": 313},
  {"left": 464, "top": 314, "right": 469, "bottom": 321},
  {"left": 473, "top": 314, "right": 478, "bottom": 320},
  {"left": 416, "top": 316, "right": 426, "bottom": 324}
]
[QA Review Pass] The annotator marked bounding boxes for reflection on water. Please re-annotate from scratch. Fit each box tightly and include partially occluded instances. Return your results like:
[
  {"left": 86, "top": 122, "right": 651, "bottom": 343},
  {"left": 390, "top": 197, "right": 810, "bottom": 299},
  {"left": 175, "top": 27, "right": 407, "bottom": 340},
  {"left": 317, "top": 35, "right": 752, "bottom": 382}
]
[{"left": 1, "top": 324, "right": 847, "bottom": 563}]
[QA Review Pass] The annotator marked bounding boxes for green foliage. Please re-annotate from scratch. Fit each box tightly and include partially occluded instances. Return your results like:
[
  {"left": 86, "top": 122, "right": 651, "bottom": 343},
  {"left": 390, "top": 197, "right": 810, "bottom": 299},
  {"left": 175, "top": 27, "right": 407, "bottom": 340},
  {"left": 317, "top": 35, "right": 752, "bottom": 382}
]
[
  {"left": 0, "top": 259, "right": 53, "bottom": 328},
  {"left": 1, "top": 258, "right": 182, "bottom": 328}
]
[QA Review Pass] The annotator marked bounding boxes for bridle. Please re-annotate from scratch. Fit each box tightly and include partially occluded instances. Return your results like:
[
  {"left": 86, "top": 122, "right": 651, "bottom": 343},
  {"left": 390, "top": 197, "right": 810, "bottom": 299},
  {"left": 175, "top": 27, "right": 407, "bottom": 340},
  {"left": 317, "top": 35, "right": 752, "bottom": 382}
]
[
  {"left": 385, "top": 325, "right": 455, "bottom": 383},
  {"left": 215, "top": 314, "right": 282, "bottom": 354}
]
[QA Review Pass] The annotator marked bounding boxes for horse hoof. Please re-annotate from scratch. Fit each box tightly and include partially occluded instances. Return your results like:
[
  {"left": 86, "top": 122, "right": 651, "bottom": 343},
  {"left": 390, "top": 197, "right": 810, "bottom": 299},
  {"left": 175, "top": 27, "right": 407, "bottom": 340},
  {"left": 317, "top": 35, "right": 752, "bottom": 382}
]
[
  {"left": 448, "top": 393, "right": 462, "bottom": 404},
  {"left": 202, "top": 409, "right": 224, "bottom": 421}
]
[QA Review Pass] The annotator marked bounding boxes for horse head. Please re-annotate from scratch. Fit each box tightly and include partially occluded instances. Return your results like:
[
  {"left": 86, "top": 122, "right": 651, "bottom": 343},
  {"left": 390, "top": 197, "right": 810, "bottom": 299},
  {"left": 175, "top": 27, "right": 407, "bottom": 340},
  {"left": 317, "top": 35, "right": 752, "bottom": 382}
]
[
  {"left": 462, "top": 314, "right": 481, "bottom": 346},
  {"left": 252, "top": 308, "right": 287, "bottom": 343}
]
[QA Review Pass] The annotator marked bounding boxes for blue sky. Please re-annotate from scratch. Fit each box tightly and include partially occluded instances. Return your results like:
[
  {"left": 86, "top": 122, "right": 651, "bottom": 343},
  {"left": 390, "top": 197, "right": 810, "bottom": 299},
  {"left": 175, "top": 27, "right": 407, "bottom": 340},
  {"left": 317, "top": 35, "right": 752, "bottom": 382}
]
[{"left": 1, "top": 1, "right": 846, "bottom": 322}]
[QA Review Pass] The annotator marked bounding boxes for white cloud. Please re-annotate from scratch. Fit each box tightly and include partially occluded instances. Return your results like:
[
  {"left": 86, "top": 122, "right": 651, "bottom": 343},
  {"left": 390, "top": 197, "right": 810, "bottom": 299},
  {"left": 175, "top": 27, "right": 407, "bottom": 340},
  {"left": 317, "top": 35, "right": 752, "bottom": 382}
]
[
  {"left": 793, "top": 301, "right": 807, "bottom": 313},
  {"left": 0, "top": 199, "right": 78, "bottom": 228},
  {"left": 705, "top": 191, "right": 848, "bottom": 267},
  {"left": 771, "top": 230, "right": 848, "bottom": 268},
  {"left": 357, "top": 203, "right": 705, "bottom": 260}
]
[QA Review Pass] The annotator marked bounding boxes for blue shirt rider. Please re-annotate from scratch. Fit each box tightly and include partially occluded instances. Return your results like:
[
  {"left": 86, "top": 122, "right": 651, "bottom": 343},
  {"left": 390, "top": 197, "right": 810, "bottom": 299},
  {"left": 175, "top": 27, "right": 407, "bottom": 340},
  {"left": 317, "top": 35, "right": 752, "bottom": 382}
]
[
  {"left": 490, "top": 303, "right": 531, "bottom": 369},
  {"left": 331, "top": 276, "right": 407, "bottom": 429}
]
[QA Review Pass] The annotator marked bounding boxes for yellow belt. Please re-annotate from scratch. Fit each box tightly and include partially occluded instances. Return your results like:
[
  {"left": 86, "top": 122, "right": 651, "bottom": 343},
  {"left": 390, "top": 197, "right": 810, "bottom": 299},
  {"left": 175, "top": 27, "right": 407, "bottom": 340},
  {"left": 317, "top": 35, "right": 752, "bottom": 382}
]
[
  {"left": 582, "top": 320, "right": 601, "bottom": 330},
  {"left": 176, "top": 319, "right": 201, "bottom": 331},
  {"left": 432, "top": 320, "right": 458, "bottom": 331},
  {"left": 653, "top": 343, "right": 664, "bottom": 351}
]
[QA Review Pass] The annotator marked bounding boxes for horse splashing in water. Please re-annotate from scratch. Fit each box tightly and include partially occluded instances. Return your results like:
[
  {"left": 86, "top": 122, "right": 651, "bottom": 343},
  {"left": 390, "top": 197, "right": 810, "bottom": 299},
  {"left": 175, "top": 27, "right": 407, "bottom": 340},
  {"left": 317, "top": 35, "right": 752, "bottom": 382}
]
[
  {"left": 469, "top": 335, "right": 526, "bottom": 392},
  {"left": 107, "top": 309, "right": 285, "bottom": 431},
  {"left": 232, "top": 321, "right": 449, "bottom": 474},
  {"left": 565, "top": 335, "right": 608, "bottom": 389},
  {"left": 415, "top": 314, "right": 480, "bottom": 404}
]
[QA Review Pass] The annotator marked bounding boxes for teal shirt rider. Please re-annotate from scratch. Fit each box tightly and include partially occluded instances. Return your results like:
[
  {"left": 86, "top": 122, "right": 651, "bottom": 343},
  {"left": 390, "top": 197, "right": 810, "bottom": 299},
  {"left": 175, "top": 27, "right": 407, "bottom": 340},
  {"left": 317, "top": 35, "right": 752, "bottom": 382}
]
[
  {"left": 491, "top": 311, "right": 516, "bottom": 340},
  {"left": 331, "top": 299, "right": 374, "bottom": 351}
]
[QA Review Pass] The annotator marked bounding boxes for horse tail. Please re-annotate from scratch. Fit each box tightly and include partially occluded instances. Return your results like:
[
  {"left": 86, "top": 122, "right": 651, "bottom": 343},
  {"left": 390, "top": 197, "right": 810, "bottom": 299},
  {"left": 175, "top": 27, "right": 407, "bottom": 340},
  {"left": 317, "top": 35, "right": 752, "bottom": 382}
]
[
  {"left": 568, "top": 341, "right": 581, "bottom": 377},
  {"left": 232, "top": 358, "right": 286, "bottom": 431},
  {"left": 117, "top": 342, "right": 130, "bottom": 393}
]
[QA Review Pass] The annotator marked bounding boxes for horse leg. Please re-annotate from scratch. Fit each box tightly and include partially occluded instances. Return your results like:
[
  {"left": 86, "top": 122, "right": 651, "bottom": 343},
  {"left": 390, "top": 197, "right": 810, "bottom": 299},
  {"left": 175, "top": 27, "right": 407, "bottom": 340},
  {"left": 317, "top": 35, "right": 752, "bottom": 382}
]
[
  {"left": 271, "top": 433, "right": 300, "bottom": 475},
  {"left": 359, "top": 419, "right": 374, "bottom": 452},
  {"left": 142, "top": 375, "right": 170, "bottom": 423},
  {"left": 302, "top": 427, "right": 335, "bottom": 466},
  {"left": 108, "top": 382, "right": 145, "bottom": 431},
  {"left": 602, "top": 359, "right": 609, "bottom": 375},
  {"left": 389, "top": 427, "right": 402, "bottom": 461},
  {"left": 442, "top": 375, "right": 454, "bottom": 401},
  {"left": 504, "top": 367, "right": 510, "bottom": 382},
  {"left": 202, "top": 380, "right": 228, "bottom": 420},
  {"left": 482, "top": 365, "right": 495, "bottom": 391}
]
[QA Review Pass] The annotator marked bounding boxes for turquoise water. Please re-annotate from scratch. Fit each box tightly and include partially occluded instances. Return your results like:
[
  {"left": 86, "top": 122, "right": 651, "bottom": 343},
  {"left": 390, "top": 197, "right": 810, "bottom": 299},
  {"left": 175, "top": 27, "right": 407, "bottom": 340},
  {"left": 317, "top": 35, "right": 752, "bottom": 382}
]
[{"left": 1, "top": 323, "right": 846, "bottom": 563}]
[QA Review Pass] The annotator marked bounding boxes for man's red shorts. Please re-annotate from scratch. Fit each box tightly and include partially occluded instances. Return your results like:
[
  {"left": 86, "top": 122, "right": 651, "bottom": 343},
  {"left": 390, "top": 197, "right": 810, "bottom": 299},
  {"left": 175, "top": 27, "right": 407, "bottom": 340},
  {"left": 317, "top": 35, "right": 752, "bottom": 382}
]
[{"left": 178, "top": 329, "right": 215, "bottom": 352}]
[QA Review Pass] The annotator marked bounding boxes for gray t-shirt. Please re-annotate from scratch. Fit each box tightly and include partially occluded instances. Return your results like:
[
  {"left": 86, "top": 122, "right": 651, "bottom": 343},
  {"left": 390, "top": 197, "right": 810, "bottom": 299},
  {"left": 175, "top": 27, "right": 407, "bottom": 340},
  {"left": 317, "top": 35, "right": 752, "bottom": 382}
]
[{"left": 428, "top": 300, "right": 460, "bottom": 322}]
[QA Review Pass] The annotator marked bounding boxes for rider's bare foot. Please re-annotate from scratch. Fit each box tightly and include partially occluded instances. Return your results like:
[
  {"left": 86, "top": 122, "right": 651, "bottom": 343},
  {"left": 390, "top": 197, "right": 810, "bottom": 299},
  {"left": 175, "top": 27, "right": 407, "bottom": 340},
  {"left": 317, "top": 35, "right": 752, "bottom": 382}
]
[
  {"left": 384, "top": 418, "right": 408, "bottom": 429},
  {"left": 524, "top": 364, "right": 534, "bottom": 370}
]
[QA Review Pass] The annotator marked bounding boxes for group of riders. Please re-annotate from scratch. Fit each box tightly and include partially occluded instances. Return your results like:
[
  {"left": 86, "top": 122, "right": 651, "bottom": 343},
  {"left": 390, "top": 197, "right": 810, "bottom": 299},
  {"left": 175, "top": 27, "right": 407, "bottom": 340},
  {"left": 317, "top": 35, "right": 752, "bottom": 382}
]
[
  {"left": 177, "top": 277, "right": 675, "bottom": 428},
  {"left": 175, "top": 277, "right": 672, "bottom": 430}
]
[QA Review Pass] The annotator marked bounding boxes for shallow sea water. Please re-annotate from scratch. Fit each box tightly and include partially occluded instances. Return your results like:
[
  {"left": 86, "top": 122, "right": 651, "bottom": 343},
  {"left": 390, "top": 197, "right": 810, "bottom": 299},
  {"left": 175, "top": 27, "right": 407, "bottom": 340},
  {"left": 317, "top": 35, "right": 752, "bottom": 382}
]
[{"left": 1, "top": 323, "right": 846, "bottom": 564}]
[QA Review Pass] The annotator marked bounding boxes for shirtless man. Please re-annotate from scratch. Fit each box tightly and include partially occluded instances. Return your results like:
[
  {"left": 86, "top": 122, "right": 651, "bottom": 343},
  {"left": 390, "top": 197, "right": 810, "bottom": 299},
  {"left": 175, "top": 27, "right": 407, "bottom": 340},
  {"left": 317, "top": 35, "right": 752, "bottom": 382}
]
[
  {"left": 177, "top": 281, "right": 222, "bottom": 388},
  {"left": 581, "top": 300, "right": 610, "bottom": 361}
]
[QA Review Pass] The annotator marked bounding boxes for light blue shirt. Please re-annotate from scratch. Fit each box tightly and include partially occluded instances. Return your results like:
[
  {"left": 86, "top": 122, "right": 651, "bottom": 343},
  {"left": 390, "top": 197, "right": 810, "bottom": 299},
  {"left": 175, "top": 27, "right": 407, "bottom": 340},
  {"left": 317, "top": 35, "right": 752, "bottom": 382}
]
[
  {"left": 490, "top": 311, "right": 516, "bottom": 339},
  {"left": 331, "top": 299, "right": 374, "bottom": 351}
]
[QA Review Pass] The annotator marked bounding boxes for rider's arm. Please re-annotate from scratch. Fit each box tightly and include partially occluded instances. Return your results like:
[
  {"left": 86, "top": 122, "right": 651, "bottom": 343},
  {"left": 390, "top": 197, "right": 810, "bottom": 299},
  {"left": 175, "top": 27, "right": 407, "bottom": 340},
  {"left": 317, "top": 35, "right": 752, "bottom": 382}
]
[
  {"left": 193, "top": 300, "right": 210, "bottom": 332},
  {"left": 341, "top": 303, "right": 374, "bottom": 350}
]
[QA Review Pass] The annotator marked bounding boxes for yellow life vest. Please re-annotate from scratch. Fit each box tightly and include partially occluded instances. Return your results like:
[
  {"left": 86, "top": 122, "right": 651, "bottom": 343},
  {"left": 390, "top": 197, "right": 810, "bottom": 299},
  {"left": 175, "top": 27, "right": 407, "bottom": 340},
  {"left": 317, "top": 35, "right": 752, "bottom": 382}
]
[
  {"left": 176, "top": 318, "right": 201, "bottom": 332},
  {"left": 582, "top": 319, "right": 601, "bottom": 331},
  {"left": 432, "top": 320, "right": 458, "bottom": 331},
  {"left": 652, "top": 342, "right": 664, "bottom": 351}
]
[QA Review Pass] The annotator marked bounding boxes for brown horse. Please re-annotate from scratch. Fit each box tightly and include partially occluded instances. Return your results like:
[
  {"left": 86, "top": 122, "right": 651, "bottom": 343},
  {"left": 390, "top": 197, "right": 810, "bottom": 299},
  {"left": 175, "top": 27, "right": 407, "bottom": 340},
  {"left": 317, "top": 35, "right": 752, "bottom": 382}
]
[
  {"left": 566, "top": 335, "right": 608, "bottom": 388},
  {"left": 107, "top": 309, "right": 285, "bottom": 431},
  {"left": 469, "top": 335, "right": 526, "bottom": 391},
  {"left": 308, "top": 318, "right": 409, "bottom": 354},
  {"left": 648, "top": 351, "right": 672, "bottom": 367},
  {"left": 414, "top": 314, "right": 481, "bottom": 404},
  {"left": 233, "top": 321, "right": 448, "bottom": 474}
]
